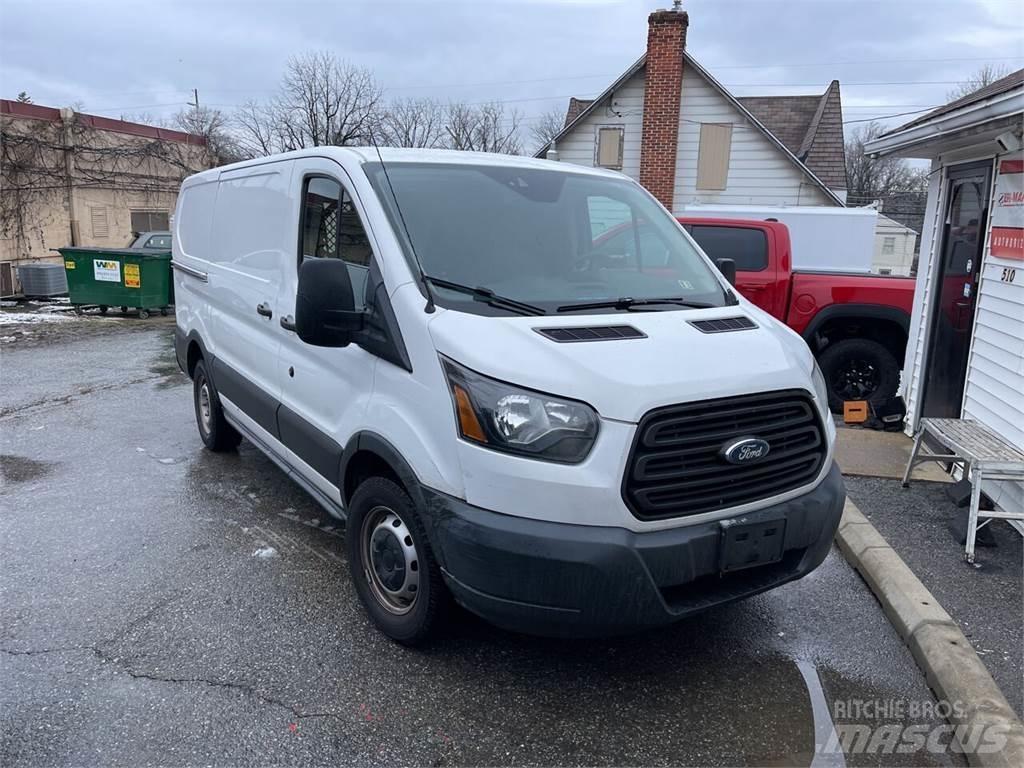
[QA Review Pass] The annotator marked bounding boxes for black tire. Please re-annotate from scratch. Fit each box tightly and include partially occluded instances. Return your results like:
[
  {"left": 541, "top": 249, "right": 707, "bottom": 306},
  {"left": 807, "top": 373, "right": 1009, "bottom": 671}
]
[
  {"left": 160, "top": 308, "right": 169, "bottom": 317},
  {"left": 121, "top": 305, "right": 128, "bottom": 314},
  {"left": 99, "top": 305, "right": 108, "bottom": 314},
  {"left": 817, "top": 338, "right": 900, "bottom": 414},
  {"left": 138, "top": 308, "right": 150, "bottom": 319},
  {"left": 346, "top": 477, "right": 448, "bottom": 645},
  {"left": 192, "top": 359, "right": 242, "bottom": 451}
]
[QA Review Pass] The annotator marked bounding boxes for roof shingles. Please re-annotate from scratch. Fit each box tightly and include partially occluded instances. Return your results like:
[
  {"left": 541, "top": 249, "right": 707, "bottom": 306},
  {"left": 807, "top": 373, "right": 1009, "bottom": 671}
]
[{"left": 738, "top": 80, "right": 847, "bottom": 190}]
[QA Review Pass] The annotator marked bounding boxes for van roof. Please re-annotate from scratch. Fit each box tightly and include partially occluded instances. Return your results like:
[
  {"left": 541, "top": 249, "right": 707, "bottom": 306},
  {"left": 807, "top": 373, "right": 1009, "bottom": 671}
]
[{"left": 185, "top": 146, "right": 628, "bottom": 184}]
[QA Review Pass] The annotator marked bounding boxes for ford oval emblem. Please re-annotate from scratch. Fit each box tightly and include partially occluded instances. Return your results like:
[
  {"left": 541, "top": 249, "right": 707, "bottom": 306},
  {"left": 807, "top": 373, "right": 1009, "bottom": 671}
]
[{"left": 722, "top": 437, "right": 770, "bottom": 465}]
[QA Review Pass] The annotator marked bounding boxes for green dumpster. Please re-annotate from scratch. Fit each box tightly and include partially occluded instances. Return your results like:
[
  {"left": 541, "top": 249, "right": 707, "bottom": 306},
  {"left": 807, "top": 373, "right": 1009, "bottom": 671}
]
[{"left": 58, "top": 247, "right": 172, "bottom": 319}]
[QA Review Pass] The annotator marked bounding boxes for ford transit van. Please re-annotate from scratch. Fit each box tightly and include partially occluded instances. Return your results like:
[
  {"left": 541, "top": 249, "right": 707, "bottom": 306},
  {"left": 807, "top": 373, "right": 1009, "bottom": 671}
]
[{"left": 172, "top": 148, "right": 845, "bottom": 644}]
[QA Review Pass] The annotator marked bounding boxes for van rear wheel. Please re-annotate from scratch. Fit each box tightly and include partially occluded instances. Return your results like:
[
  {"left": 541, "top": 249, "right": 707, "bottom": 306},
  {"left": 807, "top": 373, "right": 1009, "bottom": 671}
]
[
  {"left": 192, "top": 359, "right": 242, "bottom": 452},
  {"left": 347, "top": 477, "right": 447, "bottom": 645}
]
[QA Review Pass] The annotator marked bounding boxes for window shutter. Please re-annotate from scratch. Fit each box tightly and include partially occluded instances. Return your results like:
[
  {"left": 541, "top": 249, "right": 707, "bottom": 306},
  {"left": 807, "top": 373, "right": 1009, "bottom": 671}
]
[
  {"left": 90, "top": 206, "right": 109, "bottom": 238},
  {"left": 696, "top": 123, "right": 733, "bottom": 191},
  {"left": 596, "top": 127, "right": 624, "bottom": 169}
]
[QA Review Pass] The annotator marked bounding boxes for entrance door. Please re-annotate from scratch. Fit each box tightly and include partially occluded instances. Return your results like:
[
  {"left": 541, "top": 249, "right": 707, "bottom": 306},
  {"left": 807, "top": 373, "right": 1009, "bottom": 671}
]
[{"left": 920, "top": 161, "right": 992, "bottom": 418}]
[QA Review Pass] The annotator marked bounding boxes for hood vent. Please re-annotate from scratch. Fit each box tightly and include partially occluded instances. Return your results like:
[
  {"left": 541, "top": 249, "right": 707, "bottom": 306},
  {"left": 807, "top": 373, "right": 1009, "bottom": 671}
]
[
  {"left": 689, "top": 316, "right": 757, "bottom": 334},
  {"left": 535, "top": 325, "right": 646, "bottom": 343}
]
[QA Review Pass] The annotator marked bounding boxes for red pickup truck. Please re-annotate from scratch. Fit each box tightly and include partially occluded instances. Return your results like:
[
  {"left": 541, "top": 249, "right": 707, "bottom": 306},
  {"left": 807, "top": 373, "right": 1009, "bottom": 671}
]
[{"left": 679, "top": 217, "right": 916, "bottom": 412}]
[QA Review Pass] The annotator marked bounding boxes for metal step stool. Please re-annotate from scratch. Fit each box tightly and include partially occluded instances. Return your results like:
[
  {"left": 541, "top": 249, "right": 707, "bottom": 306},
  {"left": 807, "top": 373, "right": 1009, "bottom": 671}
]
[{"left": 902, "top": 418, "right": 1024, "bottom": 563}]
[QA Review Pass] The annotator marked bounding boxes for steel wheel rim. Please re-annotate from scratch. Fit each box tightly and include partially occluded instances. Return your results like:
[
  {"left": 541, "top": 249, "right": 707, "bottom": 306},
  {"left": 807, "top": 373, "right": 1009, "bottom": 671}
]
[
  {"left": 360, "top": 505, "right": 420, "bottom": 615},
  {"left": 834, "top": 358, "right": 880, "bottom": 400},
  {"left": 198, "top": 382, "right": 213, "bottom": 433}
]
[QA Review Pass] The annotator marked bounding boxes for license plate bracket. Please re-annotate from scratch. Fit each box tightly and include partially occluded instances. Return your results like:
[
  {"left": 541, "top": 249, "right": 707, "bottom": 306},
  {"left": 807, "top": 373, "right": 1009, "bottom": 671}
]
[{"left": 719, "top": 517, "right": 787, "bottom": 573}]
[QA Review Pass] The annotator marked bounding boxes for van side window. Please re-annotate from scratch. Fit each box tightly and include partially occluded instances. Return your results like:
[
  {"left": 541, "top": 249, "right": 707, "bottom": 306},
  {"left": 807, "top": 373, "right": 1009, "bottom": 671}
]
[
  {"left": 301, "top": 177, "right": 342, "bottom": 259},
  {"left": 300, "top": 176, "right": 373, "bottom": 308}
]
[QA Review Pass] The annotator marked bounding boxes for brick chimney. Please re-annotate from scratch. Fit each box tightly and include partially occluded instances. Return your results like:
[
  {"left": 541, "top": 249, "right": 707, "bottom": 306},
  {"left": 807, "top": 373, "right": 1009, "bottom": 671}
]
[{"left": 639, "top": 6, "right": 688, "bottom": 210}]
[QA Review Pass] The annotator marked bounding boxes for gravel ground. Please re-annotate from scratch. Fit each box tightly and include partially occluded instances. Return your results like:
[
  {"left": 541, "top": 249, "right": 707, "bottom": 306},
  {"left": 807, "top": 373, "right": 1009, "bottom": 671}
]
[{"left": 844, "top": 476, "right": 1023, "bottom": 716}]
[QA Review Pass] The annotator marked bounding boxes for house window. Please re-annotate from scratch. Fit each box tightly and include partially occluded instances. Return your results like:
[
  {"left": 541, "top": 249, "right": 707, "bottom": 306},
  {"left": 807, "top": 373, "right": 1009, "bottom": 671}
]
[
  {"left": 882, "top": 236, "right": 896, "bottom": 255},
  {"left": 130, "top": 210, "right": 170, "bottom": 235},
  {"left": 696, "top": 123, "right": 733, "bottom": 191},
  {"left": 595, "top": 127, "right": 624, "bottom": 170},
  {"left": 90, "top": 206, "right": 109, "bottom": 238}
]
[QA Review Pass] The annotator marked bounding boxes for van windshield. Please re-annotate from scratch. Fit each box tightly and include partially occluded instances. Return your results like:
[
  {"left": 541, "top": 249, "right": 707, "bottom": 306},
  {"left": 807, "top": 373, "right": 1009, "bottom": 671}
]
[{"left": 366, "top": 162, "right": 727, "bottom": 315}]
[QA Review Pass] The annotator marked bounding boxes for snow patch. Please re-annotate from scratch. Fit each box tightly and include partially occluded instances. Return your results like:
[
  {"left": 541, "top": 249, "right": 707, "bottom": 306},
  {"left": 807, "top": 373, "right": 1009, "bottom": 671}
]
[
  {"left": 0, "top": 312, "right": 75, "bottom": 325},
  {"left": 253, "top": 546, "right": 278, "bottom": 559}
]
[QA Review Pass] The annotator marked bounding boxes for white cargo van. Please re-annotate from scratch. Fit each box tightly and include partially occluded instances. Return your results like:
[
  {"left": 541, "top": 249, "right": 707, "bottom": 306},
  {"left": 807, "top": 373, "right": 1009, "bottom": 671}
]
[{"left": 172, "top": 148, "right": 845, "bottom": 644}]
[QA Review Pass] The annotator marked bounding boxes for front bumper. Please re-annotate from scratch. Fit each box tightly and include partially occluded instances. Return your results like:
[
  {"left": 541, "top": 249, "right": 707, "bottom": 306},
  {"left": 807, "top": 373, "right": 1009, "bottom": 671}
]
[{"left": 419, "top": 462, "right": 845, "bottom": 637}]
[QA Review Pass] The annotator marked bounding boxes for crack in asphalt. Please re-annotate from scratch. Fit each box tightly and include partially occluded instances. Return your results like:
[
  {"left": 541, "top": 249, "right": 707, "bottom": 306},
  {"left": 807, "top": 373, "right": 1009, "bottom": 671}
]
[
  {"left": 1, "top": 641, "right": 346, "bottom": 724},
  {"left": 0, "top": 373, "right": 169, "bottom": 419}
]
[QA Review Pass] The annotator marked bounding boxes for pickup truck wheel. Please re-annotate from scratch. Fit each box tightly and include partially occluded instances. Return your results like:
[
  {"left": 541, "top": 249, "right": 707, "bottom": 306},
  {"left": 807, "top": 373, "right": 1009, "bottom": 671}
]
[
  {"left": 347, "top": 477, "right": 447, "bottom": 646},
  {"left": 192, "top": 359, "right": 242, "bottom": 451},
  {"left": 818, "top": 338, "right": 899, "bottom": 414}
]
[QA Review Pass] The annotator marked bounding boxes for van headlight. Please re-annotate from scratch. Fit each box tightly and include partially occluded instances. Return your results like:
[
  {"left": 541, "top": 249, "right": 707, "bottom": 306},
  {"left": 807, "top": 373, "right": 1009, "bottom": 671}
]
[{"left": 442, "top": 358, "right": 599, "bottom": 463}]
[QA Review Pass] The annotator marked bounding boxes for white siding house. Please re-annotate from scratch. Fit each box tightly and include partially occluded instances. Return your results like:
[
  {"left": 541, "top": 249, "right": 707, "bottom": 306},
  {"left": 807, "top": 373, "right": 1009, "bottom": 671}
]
[
  {"left": 873, "top": 214, "right": 918, "bottom": 276},
  {"left": 537, "top": 9, "right": 847, "bottom": 216},
  {"left": 672, "top": 65, "right": 834, "bottom": 208},
  {"left": 555, "top": 64, "right": 645, "bottom": 181},
  {"left": 866, "top": 69, "right": 1024, "bottom": 516}
]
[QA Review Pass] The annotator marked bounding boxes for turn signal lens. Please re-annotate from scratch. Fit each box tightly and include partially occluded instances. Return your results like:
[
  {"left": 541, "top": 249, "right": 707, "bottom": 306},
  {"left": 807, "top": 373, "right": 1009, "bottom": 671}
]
[{"left": 453, "top": 384, "right": 487, "bottom": 442}]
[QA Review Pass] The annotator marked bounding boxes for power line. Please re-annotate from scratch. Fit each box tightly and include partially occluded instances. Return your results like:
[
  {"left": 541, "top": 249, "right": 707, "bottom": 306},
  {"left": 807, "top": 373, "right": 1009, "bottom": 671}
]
[{"left": 843, "top": 107, "right": 938, "bottom": 124}]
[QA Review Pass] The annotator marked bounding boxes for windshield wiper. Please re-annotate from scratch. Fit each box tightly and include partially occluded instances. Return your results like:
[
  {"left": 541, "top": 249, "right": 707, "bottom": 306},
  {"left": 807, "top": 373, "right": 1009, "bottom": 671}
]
[
  {"left": 423, "top": 276, "right": 546, "bottom": 316},
  {"left": 556, "top": 297, "right": 716, "bottom": 313}
]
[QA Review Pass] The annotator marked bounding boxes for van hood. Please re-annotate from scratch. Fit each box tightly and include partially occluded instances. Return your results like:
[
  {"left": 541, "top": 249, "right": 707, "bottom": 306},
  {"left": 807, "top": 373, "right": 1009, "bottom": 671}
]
[{"left": 427, "top": 305, "right": 816, "bottom": 423}]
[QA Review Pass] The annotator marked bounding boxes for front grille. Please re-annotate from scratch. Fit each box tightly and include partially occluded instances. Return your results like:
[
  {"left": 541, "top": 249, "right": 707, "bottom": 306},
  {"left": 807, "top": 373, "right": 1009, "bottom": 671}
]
[{"left": 623, "top": 390, "right": 826, "bottom": 519}]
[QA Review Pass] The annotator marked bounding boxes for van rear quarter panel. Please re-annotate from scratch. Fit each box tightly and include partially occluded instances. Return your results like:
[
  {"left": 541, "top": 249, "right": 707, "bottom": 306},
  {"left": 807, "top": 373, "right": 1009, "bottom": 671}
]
[{"left": 173, "top": 176, "right": 219, "bottom": 351}]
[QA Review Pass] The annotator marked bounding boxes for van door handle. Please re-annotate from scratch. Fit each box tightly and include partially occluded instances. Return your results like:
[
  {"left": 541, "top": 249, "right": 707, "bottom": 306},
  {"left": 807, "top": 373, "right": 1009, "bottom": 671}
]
[
  {"left": 280, "top": 315, "right": 296, "bottom": 332},
  {"left": 256, "top": 302, "right": 273, "bottom": 318}
]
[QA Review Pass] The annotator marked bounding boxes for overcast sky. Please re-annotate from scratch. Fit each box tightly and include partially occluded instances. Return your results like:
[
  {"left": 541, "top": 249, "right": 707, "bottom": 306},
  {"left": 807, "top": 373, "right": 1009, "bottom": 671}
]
[{"left": 2, "top": 0, "right": 1022, "bottom": 140}]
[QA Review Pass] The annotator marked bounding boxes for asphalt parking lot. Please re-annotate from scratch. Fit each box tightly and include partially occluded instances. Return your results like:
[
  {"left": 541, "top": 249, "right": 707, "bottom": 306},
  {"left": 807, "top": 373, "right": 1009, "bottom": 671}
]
[{"left": 1, "top": 320, "right": 969, "bottom": 767}]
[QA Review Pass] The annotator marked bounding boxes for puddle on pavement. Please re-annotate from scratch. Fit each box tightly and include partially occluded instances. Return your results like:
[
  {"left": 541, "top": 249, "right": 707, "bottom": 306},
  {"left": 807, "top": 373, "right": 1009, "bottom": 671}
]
[
  {"left": 149, "top": 331, "right": 187, "bottom": 389},
  {"left": 0, "top": 454, "right": 55, "bottom": 484}
]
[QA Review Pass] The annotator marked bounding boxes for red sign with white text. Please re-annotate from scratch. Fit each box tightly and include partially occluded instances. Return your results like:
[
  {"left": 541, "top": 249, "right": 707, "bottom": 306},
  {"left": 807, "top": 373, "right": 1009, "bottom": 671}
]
[{"left": 991, "top": 154, "right": 1024, "bottom": 261}]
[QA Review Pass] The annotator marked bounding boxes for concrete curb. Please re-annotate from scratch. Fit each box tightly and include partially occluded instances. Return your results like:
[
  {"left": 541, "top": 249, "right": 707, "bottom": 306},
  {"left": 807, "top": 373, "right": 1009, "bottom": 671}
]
[{"left": 835, "top": 500, "right": 1024, "bottom": 767}]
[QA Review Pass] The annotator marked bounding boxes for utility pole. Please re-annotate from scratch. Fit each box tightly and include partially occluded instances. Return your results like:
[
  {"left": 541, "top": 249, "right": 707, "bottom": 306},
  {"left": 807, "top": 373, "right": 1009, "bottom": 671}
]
[{"left": 192, "top": 88, "right": 199, "bottom": 111}]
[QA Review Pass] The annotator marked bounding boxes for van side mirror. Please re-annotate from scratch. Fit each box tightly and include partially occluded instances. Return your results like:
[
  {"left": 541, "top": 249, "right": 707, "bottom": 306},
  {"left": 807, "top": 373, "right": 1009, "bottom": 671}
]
[
  {"left": 295, "top": 258, "right": 364, "bottom": 347},
  {"left": 715, "top": 257, "right": 737, "bottom": 286}
]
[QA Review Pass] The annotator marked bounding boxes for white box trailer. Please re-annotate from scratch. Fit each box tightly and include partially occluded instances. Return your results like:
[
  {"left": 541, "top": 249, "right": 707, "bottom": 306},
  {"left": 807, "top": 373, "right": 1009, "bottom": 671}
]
[{"left": 677, "top": 203, "right": 879, "bottom": 274}]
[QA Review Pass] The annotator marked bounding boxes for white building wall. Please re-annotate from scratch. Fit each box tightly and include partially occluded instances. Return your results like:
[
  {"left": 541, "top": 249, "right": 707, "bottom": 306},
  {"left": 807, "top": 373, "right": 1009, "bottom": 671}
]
[
  {"left": 961, "top": 151, "right": 1024, "bottom": 514},
  {"left": 555, "top": 64, "right": 834, "bottom": 211},
  {"left": 672, "top": 67, "right": 833, "bottom": 210},
  {"left": 555, "top": 71, "right": 645, "bottom": 181},
  {"left": 873, "top": 215, "right": 917, "bottom": 276}
]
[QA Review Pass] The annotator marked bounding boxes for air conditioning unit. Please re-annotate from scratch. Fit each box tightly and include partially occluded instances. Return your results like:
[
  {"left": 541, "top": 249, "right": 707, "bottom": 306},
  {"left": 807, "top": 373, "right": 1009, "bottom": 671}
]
[{"left": 16, "top": 262, "right": 68, "bottom": 297}]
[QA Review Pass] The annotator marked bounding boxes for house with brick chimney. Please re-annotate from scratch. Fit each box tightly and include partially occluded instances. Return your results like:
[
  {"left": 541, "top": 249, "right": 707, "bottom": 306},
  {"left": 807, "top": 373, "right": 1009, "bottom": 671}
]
[{"left": 536, "top": 6, "right": 849, "bottom": 213}]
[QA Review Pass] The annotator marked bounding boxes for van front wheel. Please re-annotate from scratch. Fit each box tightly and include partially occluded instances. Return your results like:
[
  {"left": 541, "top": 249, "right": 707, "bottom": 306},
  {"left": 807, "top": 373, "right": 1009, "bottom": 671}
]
[
  {"left": 192, "top": 359, "right": 242, "bottom": 452},
  {"left": 347, "top": 477, "right": 446, "bottom": 645}
]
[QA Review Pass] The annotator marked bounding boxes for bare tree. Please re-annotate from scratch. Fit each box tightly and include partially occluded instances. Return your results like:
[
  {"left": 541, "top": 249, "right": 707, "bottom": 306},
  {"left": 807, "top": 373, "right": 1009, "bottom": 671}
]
[
  {"left": 444, "top": 101, "right": 523, "bottom": 154},
  {"left": 845, "top": 121, "right": 929, "bottom": 233},
  {"left": 947, "top": 64, "right": 1011, "bottom": 100},
  {"left": 172, "top": 105, "right": 241, "bottom": 165},
  {"left": 529, "top": 107, "right": 565, "bottom": 153},
  {"left": 234, "top": 51, "right": 383, "bottom": 156},
  {"left": 377, "top": 97, "right": 445, "bottom": 148}
]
